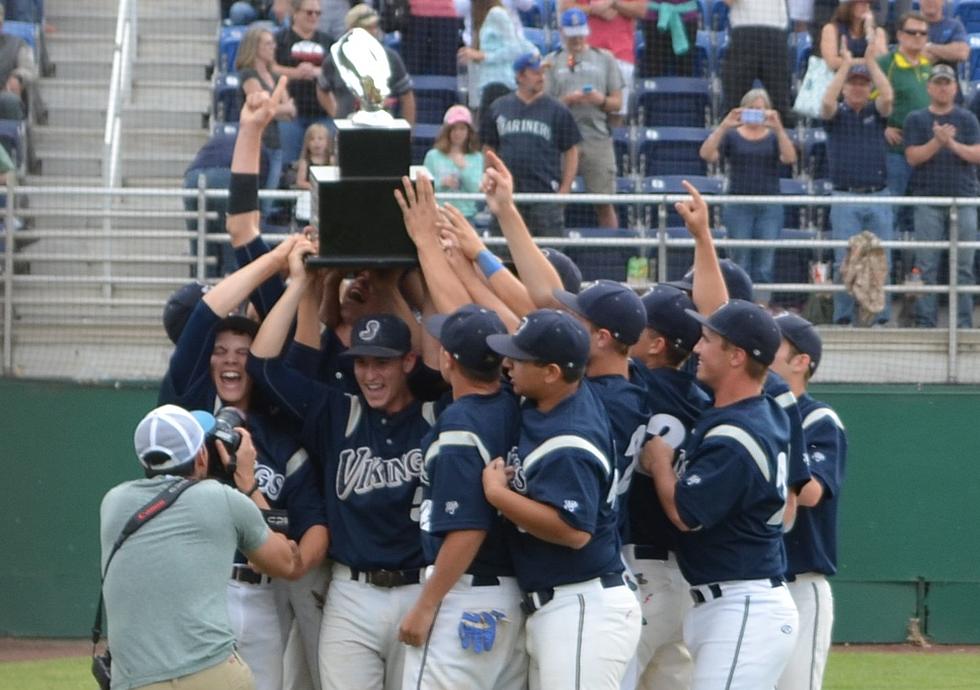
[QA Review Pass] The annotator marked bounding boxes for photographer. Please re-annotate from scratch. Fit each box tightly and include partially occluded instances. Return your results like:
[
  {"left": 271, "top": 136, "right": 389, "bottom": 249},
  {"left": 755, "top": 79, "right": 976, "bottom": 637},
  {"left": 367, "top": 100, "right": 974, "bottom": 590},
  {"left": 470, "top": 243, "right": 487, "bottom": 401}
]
[{"left": 98, "top": 404, "right": 300, "bottom": 690}]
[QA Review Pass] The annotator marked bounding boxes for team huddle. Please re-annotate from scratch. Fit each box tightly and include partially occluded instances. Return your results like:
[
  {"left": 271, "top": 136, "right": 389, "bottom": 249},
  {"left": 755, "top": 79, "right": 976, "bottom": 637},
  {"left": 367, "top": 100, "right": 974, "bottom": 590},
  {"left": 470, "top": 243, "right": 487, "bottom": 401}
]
[{"left": 101, "top": 80, "right": 847, "bottom": 690}]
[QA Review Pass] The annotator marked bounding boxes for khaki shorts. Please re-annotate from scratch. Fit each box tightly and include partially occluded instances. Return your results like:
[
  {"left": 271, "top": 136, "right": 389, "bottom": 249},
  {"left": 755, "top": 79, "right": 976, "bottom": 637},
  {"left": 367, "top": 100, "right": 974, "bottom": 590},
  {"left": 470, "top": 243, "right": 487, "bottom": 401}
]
[
  {"left": 578, "top": 137, "right": 617, "bottom": 195},
  {"left": 137, "top": 652, "right": 255, "bottom": 690}
]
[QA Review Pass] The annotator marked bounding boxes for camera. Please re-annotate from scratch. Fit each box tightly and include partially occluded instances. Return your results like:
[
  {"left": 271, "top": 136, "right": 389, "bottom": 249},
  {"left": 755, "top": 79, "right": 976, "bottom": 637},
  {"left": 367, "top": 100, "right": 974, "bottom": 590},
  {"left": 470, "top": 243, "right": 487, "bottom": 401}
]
[
  {"left": 740, "top": 108, "right": 765, "bottom": 124},
  {"left": 206, "top": 407, "right": 245, "bottom": 482},
  {"left": 91, "top": 650, "right": 111, "bottom": 690}
]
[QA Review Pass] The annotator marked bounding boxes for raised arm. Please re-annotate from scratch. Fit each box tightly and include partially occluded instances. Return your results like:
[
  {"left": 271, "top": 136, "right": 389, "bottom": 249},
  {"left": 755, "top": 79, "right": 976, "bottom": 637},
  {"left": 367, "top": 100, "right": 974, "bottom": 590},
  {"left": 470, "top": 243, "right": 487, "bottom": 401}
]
[
  {"left": 675, "top": 181, "right": 728, "bottom": 313},
  {"left": 202, "top": 234, "right": 298, "bottom": 317}
]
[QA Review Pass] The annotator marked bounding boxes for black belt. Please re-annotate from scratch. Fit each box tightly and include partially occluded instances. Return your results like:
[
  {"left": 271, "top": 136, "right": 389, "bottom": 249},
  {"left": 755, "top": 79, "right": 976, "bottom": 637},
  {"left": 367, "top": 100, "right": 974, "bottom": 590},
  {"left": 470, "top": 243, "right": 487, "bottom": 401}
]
[
  {"left": 230, "top": 566, "right": 271, "bottom": 585},
  {"left": 834, "top": 185, "right": 886, "bottom": 193},
  {"left": 633, "top": 545, "right": 669, "bottom": 561},
  {"left": 521, "top": 572, "right": 625, "bottom": 615},
  {"left": 467, "top": 573, "right": 502, "bottom": 586},
  {"left": 350, "top": 567, "right": 421, "bottom": 588},
  {"left": 690, "top": 577, "right": 783, "bottom": 605}
]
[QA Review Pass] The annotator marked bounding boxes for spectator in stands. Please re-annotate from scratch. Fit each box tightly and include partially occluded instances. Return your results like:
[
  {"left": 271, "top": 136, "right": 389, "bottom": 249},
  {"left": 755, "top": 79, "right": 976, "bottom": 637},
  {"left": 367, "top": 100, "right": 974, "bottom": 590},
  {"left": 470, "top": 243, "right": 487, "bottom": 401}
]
[
  {"left": 638, "top": 0, "right": 699, "bottom": 79},
  {"left": 480, "top": 52, "right": 582, "bottom": 236},
  {"left": 920, "top": 0, "right": 969, "bottom": 68},
  {"left": 317, "top": 5, "right": 417, "bottom": 124},
  {"left": 0, "top": 75, "right": 25, "bottom": 120},
  {"left": 878, "top": 12, "right": 931, "bottom": 236},
  {"left": 455, "top": 0, "right": 531, "bottom": 48},
  {"left": 275, "top": 0, "right": 332, "bottom": 165},
  {"left": 0, "top": 4, "right": 36, "bottom": 88},
  {"left": 319, "top": 0, "right": 351, "bottom": 41},
  {"left": 295, "top": 122, "right": 333, "bottom": 189},
  {"left": 403, "top": 0, "right": 463, "bottom": 76},
  {"left": 458, "top": 0, "right": 534, "bottom": 101},
  {"left": 423, "top": 104, "right": 484, "bottom": 220},
  {"left": 546, "top": 8, "right": 623, "bottom": 228},
  {"left": 905, "top": 63, "right": 980, "bottom": 328},
  {"left": 237, "top": 27, "right": 297, "bottom": 205},
  {"left": 819, "top": 0, "right": 888, "bottom": 71},
  {"left": 821, "top": 45, "right": 895, "bottom": 325},
  {"left": 721, "top": 0, "right": 794, "bottom": 127},
  {"left": 559, "top": 0, "right": 640, "bottom": 125},
  {"left": 700, "top": 88, "right": 796, "bottom": 303}
]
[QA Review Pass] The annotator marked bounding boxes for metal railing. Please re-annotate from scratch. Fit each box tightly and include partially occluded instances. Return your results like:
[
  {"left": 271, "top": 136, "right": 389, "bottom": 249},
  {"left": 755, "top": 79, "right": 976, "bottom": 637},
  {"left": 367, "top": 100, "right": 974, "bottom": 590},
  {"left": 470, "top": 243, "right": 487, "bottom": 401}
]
[
  {"left": 103, "top": 0, "right": 137, "bottom": 190},
  {"left": 3, "top": 184, "right": 980, "bottom": 383}
]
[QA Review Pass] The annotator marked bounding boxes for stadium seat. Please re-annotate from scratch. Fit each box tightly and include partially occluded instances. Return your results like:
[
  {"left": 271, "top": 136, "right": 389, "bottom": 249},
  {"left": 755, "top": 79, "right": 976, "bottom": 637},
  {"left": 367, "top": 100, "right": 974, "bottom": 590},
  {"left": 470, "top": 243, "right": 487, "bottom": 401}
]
[
  {"left": 968, "top": 34, "right": 980, "bottom": 80},
  {"left": 519, "top": 0, "right": 551, "bottom": 28},
  {"left": 956, "top": 0, "right": 980, "bottom": 33},
  {"left": 798, "top": 126, "right": 829, "bottom": 179},
  {"left": 412, "top": 75, "right": 461, "bottom": 125},
  {"left": 791, "top": 31, "right": 812, "bottom": 80},
  {"left": 641, "top": 175, "right": 722, "bottom": 227},
  {"left": 637, "top": 127, "right": 710, "bottom": 177},
  {"left": 663, "top": 226, "right": 728, "bottom": 279},
  {"left": 635, "top": 29, "right": 712, "bottom": 78},
  {"left": 524, "top": 27, "right": 561, "bottom": 56},
  {"left": 212, "top": 122, "right": 239, "bottom": 137},
  {"left": 411, "top": 123, "right": 440, "bottom": 165},
  {"left": 3, "top": 20, "right": 36, "bottom": 49},
  {"left": 779, "top": 177, "right": 807, "bottom": 229},
  {"left": 634, "top": 77, "right": 711, "bottom": 127},
  {"left": 564, "top": 176, "right": 636, "bottom": 228},
  {"left": 213, "top": 72, "right": 242, "bottom": 123},
  {"left": 613, "top": 127, "right": 631, "bottom": 176},
  {"left": 563, "top": 227, "right": 641, "bottom": 282},
  {"left": 773, "top": 227, "right": 818, "bottom": 308},
  {"left": 0, "top": 118, "right": 25, "bottom": 170},
  {"left": 709, "top": 0, "right": 729, "bottom": 32},
  {"left": 219, "top": 26, "right": 246, "bottom": 74}
]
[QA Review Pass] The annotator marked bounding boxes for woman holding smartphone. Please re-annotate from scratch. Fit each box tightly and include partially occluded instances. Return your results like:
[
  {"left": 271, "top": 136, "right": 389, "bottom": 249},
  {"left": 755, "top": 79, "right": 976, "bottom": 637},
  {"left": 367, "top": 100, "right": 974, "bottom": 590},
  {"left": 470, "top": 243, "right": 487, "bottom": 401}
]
[{"left": 699, "top": 88, "right": 797, "bottom": 305}]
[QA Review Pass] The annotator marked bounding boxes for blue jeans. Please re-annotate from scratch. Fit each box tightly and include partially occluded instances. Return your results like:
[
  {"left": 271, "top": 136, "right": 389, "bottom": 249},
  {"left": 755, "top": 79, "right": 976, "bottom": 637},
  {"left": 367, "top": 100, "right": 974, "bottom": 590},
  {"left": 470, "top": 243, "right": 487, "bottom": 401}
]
[
  {"left": 886, "top": 151, "right": 913, "bottom": 235},
  {"left": 278, "top": 116, "right": 332, "bottom": 174},
  {"left": 913, "top": 204, "right": 977, "bottom": 328},
  {"left": 723, "top": 202, "right": 783, "bottom": 286},
  {"left": 261, "top": 147, "right": 284, "bottom": 218},
  {"left": 829, "top": 189, "right": 894, "bottom": 324}
]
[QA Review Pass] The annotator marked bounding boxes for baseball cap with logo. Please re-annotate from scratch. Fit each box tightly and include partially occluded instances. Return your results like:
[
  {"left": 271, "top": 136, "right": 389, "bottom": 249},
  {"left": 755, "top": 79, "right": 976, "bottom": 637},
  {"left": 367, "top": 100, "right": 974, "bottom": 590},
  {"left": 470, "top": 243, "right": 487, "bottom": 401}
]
[
  {"left": 640, "top": 284, "right": 702, "bottom": 353},
  {"left": 560, "top": 7, "right": 590, "bottom": 36},
  {"left": 666, "top": 258, "right": 754, "bottom": 302},
  {"left": 845, "top": 64, "right": 871, "bottom": 82},
  {"left": 134, "top": 404, "right": 216, "bottom": 475},
  {"left": 425, "top": 304, "right": 507, "bottom": 373},
  {"left": 775, "top": 313, "right": 823, "bottom": 374},
  {"left": 343, "top": 314, "right": 412, "bottom": 358},
  {"left": 162, "top": 281, "right": 210, "bottom": 345},
  {"left": 486, "top": 309, "right": 590, "bottom": 370},
  {"left": 929, "top": 63, "right": 956, "bottom": 82},
  {"left": 443, "top": 104, "right": 473, "bottom": 128},
  {"left": 513, "top": 52, "right": 542, "bottom": 73},
  {"left": 345, "top": 3, "right": 380, "bottom": 30},
  {"left": 686, "top": 299, "right": 781, "bottom": 366},
  {"left": 553, "top": 279, "right": 646, "bottom": 345},
  {"left": 542, "top": 248, "right": 583, "bottom": 294}
]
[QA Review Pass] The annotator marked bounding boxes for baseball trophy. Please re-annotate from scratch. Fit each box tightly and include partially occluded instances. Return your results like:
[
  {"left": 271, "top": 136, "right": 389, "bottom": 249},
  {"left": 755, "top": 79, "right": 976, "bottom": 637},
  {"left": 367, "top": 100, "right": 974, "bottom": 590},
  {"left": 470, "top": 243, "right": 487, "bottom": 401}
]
[{"left": 306, "top": 28, "right": 419, "bottom": 268}]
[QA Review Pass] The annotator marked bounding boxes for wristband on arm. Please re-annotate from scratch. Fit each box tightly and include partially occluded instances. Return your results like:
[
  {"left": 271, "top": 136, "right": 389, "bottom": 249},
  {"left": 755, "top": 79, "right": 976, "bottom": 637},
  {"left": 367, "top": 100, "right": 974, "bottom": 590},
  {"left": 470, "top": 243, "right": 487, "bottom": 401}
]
[
  {"left": 477, "top": 250, "right": 504, "bottom": 278},
  {"left": 228, "top": 173, "right": 259, "bottom": 215}
]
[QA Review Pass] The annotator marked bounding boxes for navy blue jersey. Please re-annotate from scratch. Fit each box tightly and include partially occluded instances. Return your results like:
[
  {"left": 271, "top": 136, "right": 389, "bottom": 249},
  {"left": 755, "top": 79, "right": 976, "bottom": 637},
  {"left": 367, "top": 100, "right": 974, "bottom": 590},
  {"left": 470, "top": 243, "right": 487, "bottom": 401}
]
[
  {"left": 158, "top": 301, "right": 222, "bottom": 410},
  {"left": 246, "top": 353, "right": 436, "bottom": 571},
  {"left": 764, "top": 371, "right": 811, "bottom": 491},
  {"left": 674, "top": 395, "right": 791, "bottom": 585},
  {"left": 420, "top": 389, "right": 521, "bottom": 577},
  {"left": 627, "top": 362, "right": 711, "bottom": 551},
  {"left": 784, "top": 394, "right": 847, "bottom": 577},
  {"left": 509, "top": 382, "right": 623, "bottom": 592}
]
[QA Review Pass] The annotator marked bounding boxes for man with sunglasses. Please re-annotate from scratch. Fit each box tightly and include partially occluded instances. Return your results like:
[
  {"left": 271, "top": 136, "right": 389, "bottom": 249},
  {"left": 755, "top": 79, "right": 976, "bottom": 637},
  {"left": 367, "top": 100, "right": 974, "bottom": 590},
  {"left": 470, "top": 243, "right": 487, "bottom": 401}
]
[{"left": 877, "top": 12, "right": 932, "bottom": 236}]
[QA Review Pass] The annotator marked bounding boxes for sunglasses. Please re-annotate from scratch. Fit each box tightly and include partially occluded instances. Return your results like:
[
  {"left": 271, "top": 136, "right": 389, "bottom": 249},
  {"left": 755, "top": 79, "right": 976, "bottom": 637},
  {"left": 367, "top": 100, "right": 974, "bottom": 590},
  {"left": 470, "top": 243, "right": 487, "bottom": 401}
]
[
  {"left": 901, "top": 28, "right": 928, "bottom": 36},
  {"left": 303, "top": 8, "right": 322, "bottom": 16}
]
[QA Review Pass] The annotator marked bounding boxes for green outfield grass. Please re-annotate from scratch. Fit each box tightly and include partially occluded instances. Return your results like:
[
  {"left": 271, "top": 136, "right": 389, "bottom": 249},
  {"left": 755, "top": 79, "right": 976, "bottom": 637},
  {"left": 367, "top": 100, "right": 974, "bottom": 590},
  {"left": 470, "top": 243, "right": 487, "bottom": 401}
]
[{"left": 2, "top": 650, "right": 980, "bottom": 690}]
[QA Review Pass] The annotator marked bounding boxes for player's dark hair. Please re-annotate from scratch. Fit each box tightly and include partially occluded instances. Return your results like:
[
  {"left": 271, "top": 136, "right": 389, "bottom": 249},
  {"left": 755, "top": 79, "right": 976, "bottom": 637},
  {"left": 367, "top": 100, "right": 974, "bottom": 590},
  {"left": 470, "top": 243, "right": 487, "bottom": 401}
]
[
  {"left": 648, "top": 327, "right": 690, "bottom": 367},
  {"left": 898, "top": 11, "right": 927, "bottom": 31},
  {"left": 785, "top": 341, "right": 814, "bottom": 383},
  {"left": 142, "top": 452, "right": 196, "bottom": 479},
  {"left": 458, "top": 361, "right": 502, "bottom": 384},
  {"left": 559, "top": 363, "right": 586, "bottom": 384}
]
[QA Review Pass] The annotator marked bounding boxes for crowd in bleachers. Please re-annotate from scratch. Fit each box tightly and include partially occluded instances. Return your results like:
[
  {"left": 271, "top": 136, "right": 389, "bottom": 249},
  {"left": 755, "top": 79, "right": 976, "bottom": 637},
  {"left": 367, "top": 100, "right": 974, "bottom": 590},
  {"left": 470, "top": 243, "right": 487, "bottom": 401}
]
[{"left": 199, "top": 0, "right": 980, "bottom": 326}]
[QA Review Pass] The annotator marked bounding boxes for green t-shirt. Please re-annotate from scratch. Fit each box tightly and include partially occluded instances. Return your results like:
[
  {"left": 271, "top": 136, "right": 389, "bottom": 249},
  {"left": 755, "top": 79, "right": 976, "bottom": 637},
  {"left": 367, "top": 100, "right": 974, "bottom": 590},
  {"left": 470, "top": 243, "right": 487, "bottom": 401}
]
[
  {"left": 100, "top": 477, "right": 270, "bottom": 690},
  {"left": 878, "top": 50, "right": 931, "bottom": 151},
  {"left": 423, "top": 148, "right": 484, "bottom": 219}
]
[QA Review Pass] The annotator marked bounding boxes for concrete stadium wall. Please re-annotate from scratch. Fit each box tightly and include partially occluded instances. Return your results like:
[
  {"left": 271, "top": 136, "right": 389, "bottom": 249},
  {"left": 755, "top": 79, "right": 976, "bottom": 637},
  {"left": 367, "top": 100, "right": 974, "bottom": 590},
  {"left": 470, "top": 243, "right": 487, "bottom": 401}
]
[{"left": 1, "top": 379, "right": 978, "bottom": 642}]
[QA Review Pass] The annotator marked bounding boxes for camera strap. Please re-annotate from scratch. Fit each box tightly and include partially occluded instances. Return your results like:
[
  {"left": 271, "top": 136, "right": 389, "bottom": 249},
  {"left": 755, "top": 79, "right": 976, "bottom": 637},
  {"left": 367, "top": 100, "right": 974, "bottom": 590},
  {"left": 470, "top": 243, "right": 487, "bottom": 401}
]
[{"left": 91, "top": 478, "right": 199, "bottom": 652}]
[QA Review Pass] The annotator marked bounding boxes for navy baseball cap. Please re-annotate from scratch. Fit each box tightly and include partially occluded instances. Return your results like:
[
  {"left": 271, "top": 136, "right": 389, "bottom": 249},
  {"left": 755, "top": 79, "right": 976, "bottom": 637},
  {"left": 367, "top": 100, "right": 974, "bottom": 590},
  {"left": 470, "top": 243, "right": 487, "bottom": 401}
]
[
  {"left": 775, "top": 313, "right": 822, "bottom": 374},
  {"left": 666, "top": 258, "right": 754, "bottom": 302},
  {"left": 686, "top": 299, "right": 781, "bottom": 366},
  {"left": 134, "top": 404, "right": 216, "bottom": 474},
  {"left": 425, "top": 304, "right": 507, "bottom": 373},
  {"left": 163, "top": 281, "right": 210, "bottom": 345},
  {"left": 343, "top": 314, "right": 412, "bottom": 358},
  {"left": 560, "top": 7, "right": 590, "bottom": 36},
  {"left": 513, "top": 52, "right": 542, "bottom": 73},
  {"left": 553, "top": 279, "right": 646, "bottom": 345},
  {"left": 640, "top": 284, "right": 702, "bottom": 353},
  {"left": 542, "top": 248, "right": 582, "bottom": 294},
  {"left": 487, "top": 309, "right": 589, "bottom": 370}
]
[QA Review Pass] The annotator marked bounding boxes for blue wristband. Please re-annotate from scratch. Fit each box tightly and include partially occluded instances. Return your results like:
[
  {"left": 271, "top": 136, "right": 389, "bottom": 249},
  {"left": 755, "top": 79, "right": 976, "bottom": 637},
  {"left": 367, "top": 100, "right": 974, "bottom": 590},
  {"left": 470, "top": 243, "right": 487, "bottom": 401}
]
[{"left": 477, "top": 250, "right": 504, "bottom": 278}]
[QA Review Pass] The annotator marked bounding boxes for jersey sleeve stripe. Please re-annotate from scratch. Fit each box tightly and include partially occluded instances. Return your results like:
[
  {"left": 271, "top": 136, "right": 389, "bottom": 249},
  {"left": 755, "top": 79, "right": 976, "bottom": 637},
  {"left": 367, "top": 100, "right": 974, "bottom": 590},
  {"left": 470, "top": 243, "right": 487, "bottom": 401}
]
[
  {"left": 285, "top": 448, "right": 309, "bottom": 477},
  {"left": 522, "top": 434, "right": 611, "bottom": 476},
  {"left": 802, "top": 407, "right": 845, "bottom": 431},
  {"left": 344, "top": 396, "right": 362, "bottom": 438},
  {"left": 773, "top": 391, "right": 797, "bottom": 409},
  {"left": 423, "top": 430, "right": 493, "bottom": 467},
  {"left": 703, "top": 424, "right": 771, "bottom": 482}
]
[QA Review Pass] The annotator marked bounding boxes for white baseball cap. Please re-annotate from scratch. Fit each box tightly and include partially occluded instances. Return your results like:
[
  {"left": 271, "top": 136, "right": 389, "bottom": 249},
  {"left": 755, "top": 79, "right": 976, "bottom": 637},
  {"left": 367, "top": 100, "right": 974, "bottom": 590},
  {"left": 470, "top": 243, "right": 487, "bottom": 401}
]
[{"left": 134, "top": 405, "right": 215, "bottom": 474}]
